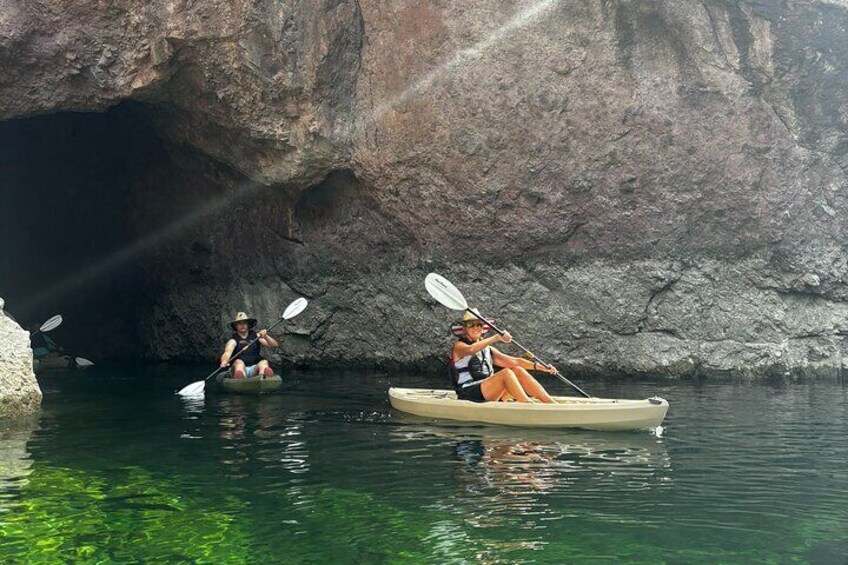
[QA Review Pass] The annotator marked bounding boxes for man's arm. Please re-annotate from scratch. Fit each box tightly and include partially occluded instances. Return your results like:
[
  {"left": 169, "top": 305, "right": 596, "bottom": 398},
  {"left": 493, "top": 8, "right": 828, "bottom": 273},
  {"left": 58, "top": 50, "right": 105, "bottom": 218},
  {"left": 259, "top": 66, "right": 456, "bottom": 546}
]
[
  {"left": 258, "top": 329, "right": 278, "bottom": 348},
  {"left": 220, "top": 339, "right": 237, "bottom": 366}
]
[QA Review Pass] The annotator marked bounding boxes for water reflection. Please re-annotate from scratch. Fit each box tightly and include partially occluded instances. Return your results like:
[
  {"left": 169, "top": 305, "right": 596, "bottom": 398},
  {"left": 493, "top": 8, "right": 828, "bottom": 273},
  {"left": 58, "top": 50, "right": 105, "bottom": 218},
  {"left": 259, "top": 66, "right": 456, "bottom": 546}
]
[
  {"left": 386, "top": 423, "right": 673, "bottom": 560},
  {"left": 393, "top": 424, "right": 670, "bottom": 477},
  {"left": 178, "top": 395, "right": 205, "bottom": 418},
  {"left": 0, "top": 415, "right": 40, "bottom": 506},
  {"left": 391, "top": 423, "right": 671, "bottom": 523},
  {"left": 212, "top": 395, "right": 311, "bottom": 479}
]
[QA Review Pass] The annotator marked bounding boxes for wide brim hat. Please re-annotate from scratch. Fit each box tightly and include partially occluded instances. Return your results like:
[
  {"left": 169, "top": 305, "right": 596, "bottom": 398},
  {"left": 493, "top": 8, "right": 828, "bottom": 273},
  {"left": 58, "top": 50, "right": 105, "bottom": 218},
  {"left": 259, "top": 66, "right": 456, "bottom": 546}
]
[
  {"left": 229, "top": 312, "right": 257, "bottom": 330},
  {"left": 450, "top": 309, "right": 495, "bottom": 337}
]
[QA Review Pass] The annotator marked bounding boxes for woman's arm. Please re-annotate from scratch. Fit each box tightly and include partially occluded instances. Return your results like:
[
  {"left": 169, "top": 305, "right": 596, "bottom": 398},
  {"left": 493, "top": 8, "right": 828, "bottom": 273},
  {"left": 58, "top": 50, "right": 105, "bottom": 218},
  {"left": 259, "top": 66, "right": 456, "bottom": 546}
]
[
  {"left": 453, "top": 335, "right": 497, "bottom": 360},
  {"left": 492, "top": 348, "right": 558, "bottom": 373},
  {"left": 492, "top": 348, "right": 528, "bottom": 369},
  {"left": 452, "top": 332, "right": 512, "bottom": 360}
]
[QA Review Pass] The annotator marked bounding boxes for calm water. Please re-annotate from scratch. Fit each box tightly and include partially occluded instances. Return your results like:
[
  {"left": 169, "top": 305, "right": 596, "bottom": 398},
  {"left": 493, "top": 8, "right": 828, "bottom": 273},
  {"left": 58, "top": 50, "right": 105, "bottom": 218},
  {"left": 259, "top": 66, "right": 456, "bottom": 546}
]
[{"left": 1, "top": 367, "right": 846, "bottom": 564}]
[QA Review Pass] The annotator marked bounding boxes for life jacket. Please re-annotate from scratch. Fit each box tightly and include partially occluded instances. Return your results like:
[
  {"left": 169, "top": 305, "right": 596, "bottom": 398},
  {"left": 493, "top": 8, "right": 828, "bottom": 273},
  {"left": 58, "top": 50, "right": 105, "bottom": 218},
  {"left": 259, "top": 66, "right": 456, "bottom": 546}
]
[
  {"left": 230, "top": 331, "right": 263, "bottom": 365},
  {"left": 451, "top": 338, "right": 494, "bottom": 389}
]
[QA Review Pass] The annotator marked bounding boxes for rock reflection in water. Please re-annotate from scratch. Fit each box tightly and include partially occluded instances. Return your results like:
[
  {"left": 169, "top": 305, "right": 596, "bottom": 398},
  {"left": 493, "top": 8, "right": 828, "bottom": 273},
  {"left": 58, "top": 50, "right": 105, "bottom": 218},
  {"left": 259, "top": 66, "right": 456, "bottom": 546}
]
[{"left": 0, "top": 414, "right": 40, "bottom": 505}]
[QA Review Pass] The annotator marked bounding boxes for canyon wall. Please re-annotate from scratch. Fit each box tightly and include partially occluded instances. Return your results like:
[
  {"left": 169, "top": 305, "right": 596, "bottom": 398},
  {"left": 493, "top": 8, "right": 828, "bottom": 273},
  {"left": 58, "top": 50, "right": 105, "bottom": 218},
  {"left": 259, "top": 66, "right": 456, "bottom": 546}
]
[{"left": 1, "top": 0, "right": 847, "bottom": 378}]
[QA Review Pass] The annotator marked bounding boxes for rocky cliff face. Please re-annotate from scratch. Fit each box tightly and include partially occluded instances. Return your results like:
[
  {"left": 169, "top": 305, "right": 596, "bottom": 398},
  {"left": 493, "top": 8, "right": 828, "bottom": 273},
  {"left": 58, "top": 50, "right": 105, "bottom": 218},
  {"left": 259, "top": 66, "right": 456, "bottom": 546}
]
[
  {"left": 1, "top": 0, "right": 847, "bottom": 379},
  {"left": 0, "top": 300, "right": 42, "bottom": 417}
]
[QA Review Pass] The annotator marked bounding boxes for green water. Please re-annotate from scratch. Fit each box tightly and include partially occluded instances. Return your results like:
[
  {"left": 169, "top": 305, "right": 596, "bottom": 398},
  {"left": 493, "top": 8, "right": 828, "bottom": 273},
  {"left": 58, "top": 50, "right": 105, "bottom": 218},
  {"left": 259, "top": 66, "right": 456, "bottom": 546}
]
[{"left": 1, "top": 368, "right": 846, "bottom": 564}]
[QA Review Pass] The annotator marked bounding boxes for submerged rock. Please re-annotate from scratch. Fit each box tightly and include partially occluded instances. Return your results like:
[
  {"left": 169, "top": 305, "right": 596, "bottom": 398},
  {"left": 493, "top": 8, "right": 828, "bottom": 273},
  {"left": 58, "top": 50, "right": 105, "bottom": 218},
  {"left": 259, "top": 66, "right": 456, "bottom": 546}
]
[{"left": 0, "top": 302, "right": 42, "bottom": 417}]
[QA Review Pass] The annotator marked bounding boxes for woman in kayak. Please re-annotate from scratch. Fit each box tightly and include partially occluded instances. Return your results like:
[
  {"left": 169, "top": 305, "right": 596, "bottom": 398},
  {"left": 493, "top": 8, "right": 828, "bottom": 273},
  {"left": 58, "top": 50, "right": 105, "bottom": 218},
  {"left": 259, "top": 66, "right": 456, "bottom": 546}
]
[
  {"left": 220, "top": 312, "right": 279, "bottom": 378},
  {"left": 451, "top": 311, "right": 557, "bottom": 403}
]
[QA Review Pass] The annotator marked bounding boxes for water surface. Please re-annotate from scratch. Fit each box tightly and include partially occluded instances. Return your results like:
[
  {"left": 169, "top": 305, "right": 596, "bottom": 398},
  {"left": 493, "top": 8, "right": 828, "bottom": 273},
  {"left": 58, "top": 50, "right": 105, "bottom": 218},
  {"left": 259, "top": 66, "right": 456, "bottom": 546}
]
[{"left": 1, "top": 368, "right": 846, "bottom": 563}]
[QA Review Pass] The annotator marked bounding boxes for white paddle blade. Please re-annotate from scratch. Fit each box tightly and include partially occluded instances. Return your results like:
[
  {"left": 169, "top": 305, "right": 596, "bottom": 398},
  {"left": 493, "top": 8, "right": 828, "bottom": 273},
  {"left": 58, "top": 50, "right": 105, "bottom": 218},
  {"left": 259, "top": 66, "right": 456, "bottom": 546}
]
[
  {"left": 74, "top": 357, "right": 95, "bottom": 367},
  {"left": 424, "top": 273, "right": 468, "bottom": 311},
  {"left": 40, "top": 314, "right": 63, "bottom": 333},
  {"left": 177, "top": 381, "right": 205, "bottom": 397},
  {"left": 283, "top": 297, "right": 308, "bottom": 320}
]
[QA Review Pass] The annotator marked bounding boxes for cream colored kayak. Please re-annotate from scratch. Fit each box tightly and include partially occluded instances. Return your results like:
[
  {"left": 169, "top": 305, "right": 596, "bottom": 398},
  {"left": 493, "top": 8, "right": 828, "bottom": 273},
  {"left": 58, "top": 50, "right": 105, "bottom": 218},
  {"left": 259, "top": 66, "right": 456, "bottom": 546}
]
[{"left": 389, "top": 388, "right": 668, "bottom": 431}]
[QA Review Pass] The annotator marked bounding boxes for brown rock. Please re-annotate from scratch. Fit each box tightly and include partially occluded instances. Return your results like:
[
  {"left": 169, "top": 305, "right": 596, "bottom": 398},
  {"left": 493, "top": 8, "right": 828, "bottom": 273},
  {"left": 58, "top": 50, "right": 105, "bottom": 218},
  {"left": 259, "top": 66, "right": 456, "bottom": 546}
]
[{"left": 1, "top": 1, "right": 847, "bottom": 378}]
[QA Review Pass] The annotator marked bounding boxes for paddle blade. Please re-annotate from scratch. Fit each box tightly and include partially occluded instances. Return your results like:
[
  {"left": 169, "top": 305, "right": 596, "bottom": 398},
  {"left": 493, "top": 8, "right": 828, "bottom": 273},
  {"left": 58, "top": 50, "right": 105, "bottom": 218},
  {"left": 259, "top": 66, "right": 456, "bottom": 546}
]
[
  {"left": 177, "top": 380, "right": 205, "bottom": 397},
  {"left": 39, "top": 314, "right": 63, "bottom": 333},
  {"left": 283, "top": 297, "right": 308, "bottom": 320},
  {"left": 424, "top": 273, "right": 468, "bottom": 311},
  {"left": 74, "top": 357, "right": 94, "bottom": 367}
]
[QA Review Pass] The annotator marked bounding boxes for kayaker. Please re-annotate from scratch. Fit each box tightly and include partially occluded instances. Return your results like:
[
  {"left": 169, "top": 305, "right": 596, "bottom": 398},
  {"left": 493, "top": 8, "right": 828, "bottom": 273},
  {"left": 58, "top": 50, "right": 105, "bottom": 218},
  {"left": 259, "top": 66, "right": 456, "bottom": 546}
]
[
  {"left": 451, "top": 311, "right": 557, "bottom": 403},
  {"left": 220, "top": 312, "right": 279, "bottom": 379},
  {"left": 28, "top": 323, "right": 61, "bottom": 360}
]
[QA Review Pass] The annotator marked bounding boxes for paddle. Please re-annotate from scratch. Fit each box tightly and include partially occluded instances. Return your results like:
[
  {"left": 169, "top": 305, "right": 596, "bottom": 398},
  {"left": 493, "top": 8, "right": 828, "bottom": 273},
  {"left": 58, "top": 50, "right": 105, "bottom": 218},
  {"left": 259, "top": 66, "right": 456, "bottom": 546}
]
[
  {"left": 176, "top": 297, "right": 308, "bottom": 397},
  {"left": 31, "top": 314, "right": 63, "bottom": 337},
  {"left": 75, "top": 357, "right": 95, "bottom": 367},
  {"left": 424, "top": 273, "right": 591, "bottom": 398}
]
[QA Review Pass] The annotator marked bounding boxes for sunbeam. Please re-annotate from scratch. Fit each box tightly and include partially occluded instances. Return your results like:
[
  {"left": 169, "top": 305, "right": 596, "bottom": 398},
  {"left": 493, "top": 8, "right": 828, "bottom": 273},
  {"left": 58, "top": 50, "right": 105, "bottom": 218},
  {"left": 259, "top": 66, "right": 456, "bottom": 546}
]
[
  {"left": 20, "top": 181, "right": 266, "bottom": 311},
  {"left": 365, "top": 0, "right": 560, "bottom": 124},
  {"left": 18, "top": 0, "right": 560, "bottom": 311}
]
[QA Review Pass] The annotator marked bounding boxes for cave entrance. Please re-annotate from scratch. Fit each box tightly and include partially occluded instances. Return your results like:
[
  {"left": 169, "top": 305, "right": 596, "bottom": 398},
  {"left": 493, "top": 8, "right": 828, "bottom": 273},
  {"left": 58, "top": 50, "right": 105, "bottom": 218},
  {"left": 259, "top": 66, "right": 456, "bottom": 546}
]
[{"left": 0, "top": 103, "right": 168, "bottom": 359}]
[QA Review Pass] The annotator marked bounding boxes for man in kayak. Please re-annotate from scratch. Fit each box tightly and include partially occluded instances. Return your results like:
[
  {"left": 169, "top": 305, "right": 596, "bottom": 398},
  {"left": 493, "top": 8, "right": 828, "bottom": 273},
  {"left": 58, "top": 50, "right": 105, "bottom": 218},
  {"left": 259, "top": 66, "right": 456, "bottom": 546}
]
[
  {"left": 220, "top": 312, "right": 279, "bottom": 379},
  {"left": 451, "top": 311, "right": 557, "bottom": 403}
]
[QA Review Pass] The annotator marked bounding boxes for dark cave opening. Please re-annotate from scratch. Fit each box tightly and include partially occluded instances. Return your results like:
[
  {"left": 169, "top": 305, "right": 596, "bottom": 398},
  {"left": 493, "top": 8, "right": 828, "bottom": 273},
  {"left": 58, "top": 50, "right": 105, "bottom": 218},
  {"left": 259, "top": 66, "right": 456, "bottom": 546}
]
[{"left": 0, "top": 103, "right": 168, "bottom": 359}]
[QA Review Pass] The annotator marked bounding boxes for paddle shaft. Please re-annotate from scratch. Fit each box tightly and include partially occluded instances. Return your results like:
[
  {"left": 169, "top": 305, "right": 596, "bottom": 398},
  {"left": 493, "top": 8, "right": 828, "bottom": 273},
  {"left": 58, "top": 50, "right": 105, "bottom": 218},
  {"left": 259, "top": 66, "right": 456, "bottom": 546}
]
[
  {"left": 466, "top": 309, "right": 591, "bottom": 398},
  {"left": 205, "top": 316, "right": 288, "bottom": 382}
]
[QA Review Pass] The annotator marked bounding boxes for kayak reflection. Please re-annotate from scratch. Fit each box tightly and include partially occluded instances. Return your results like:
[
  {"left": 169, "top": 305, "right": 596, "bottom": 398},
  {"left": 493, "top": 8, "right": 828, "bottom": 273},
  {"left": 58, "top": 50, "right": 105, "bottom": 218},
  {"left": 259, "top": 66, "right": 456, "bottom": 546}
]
[
  {"left": 212, "top": 395, "right": 310, "bottom": 480},
  {"left": 390, "top": 423, "right": 672, "bottom": 498}
]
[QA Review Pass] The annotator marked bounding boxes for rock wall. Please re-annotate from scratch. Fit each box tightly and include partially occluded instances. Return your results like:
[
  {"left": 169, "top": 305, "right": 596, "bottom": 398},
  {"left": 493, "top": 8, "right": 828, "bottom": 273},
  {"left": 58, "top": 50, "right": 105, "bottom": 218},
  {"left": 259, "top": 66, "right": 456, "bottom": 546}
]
[
  {"left": 1, "top": 1, "right": 847, "bottom": 378},
  {"left": 0, "top": 300, "right": 42, "bottom": 417}
]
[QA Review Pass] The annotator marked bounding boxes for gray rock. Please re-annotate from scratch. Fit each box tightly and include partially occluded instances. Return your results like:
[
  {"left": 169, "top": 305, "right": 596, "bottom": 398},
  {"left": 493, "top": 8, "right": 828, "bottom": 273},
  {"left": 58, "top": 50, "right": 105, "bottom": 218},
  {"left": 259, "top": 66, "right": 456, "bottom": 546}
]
[
  {"left": 1, "top": 1, "right": 847, "bottom": 379},
  {"left": 0, "top": 314, "right": 42, "bottom": 418}
]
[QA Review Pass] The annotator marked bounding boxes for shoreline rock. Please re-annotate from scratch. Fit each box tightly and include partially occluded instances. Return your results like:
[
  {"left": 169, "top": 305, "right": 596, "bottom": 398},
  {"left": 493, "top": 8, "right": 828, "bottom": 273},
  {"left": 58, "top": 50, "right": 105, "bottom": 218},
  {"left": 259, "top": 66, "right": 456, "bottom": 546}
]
[
  {"left": 0, "top": 301, "right": 42, "bottom": 418},
  {"left": 134, "top": 257, "right": 848, "bottom": 380}
]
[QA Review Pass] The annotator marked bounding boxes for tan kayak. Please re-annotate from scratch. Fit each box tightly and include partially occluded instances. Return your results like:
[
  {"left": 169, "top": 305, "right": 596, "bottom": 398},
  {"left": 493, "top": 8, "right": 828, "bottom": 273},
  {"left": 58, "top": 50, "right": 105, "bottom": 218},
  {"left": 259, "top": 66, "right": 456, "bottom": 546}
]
[
  {"left": 215, "top": 374, "right": 282, "bottom": 394},
  {"left": 388, "top": 388, "right": 668, "bottom": 431}
]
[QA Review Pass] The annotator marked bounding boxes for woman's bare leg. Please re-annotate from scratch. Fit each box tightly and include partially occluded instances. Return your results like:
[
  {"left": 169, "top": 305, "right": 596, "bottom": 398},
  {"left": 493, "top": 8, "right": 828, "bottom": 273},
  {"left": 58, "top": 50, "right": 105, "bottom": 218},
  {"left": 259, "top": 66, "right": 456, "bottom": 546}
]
[
  {"left": 497, "top": 390, "right": 514, "bottom": 402},
  {"left": 256, "top": 360, "right": 272, "bottom": 376},
  {"left": 513, "top": 367, "right": 556, "bottom": 403},
  {"left": 481, "top": 369, "right": 532, "bottom": 402}
]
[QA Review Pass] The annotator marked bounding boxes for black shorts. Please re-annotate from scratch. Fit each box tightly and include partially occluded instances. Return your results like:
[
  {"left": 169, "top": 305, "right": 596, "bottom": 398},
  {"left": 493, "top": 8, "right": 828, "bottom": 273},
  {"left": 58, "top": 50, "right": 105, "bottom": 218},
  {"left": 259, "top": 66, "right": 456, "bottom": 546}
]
[{"left": 456, "top": 381, "right": 486, "bottom": 403}]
